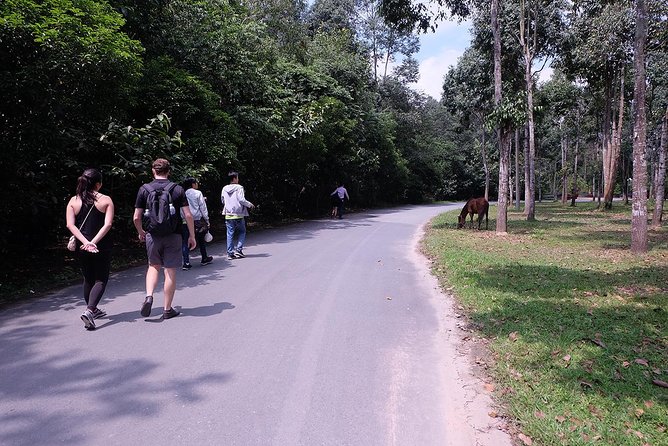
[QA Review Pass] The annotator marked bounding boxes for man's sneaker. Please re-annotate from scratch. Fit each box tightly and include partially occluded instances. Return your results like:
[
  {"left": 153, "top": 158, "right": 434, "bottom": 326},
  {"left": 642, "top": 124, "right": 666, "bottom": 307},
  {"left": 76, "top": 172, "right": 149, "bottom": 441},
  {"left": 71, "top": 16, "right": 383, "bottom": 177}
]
[
  {"left": 81, "top": 309, "right": 96, "bottom": 330},
  {"left": 182, "top": 263, "right": 192, "bottom": 271},
  {"left": 92, "top": 307, "right": 106, "bottom": 319},
  {"left": 227, "top": 253, "right": 237, "bottom": 260},
  {"left": 163, "top": 307, "right": 180, "bottom": 319},
  {"left": 201, "top": 256, "right": 213, "bottom": 265},
  {"left": 235, "top": 250, "right": 245, "bottom": 258},
  {"left": 140, "top": 295, "right": 153, "bottom": 317}
]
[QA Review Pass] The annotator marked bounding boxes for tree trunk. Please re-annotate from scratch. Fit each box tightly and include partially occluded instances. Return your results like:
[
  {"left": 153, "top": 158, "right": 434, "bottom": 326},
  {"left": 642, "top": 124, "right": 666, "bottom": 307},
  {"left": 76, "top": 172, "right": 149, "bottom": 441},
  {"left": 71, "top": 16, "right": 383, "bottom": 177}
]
[
  {"left": 524, "top": 124, "right": 530, "bottom": 214},
  {"left": 631, "top": 0, "right": 648, "bottom": 253},
  {"left": 561, "top": 123, "right": 568, "bottom": 204},
  {"left": 652, "top": 105, "right": 667, "bottom": 228},
  {"left": 515, "top": 128, "right": 521, "bottom": 210},
  {"left": 571, "top": 131, "right": 579, "bottom": 207},
  {"left": 492, "top": 0, "right": 509, "bottom": 233},
  {"left": 603, "top": 71, "right": 625, "bottom": 209},
  {"left": 519, "top": 0, "right": 537, "bottom": 220},
  {"left": 482, "top": 128, "right": 490, "bottom": 201}
]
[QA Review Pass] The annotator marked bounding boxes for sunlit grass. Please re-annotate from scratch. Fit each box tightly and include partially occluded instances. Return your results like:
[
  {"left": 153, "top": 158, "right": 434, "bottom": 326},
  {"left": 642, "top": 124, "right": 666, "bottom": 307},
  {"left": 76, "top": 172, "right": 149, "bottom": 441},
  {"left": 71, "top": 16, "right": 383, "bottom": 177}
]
[{"left": 424, "top": 201, "right": 668, "bottom": 445}]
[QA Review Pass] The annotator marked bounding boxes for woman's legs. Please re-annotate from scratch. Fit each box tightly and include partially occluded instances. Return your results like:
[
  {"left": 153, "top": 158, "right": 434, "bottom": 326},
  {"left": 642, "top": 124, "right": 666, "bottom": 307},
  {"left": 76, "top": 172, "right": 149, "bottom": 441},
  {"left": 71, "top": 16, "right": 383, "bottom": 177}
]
[{"left": 80, "top": 250, "right": 111, "bottom": 310}]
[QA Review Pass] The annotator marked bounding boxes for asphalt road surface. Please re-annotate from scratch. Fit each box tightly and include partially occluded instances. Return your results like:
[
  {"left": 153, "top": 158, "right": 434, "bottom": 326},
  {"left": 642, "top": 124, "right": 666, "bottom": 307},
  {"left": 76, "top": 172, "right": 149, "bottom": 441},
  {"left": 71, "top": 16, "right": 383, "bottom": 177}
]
[{"left": 0, "top": 204, "right": 511, "bottom": 446}]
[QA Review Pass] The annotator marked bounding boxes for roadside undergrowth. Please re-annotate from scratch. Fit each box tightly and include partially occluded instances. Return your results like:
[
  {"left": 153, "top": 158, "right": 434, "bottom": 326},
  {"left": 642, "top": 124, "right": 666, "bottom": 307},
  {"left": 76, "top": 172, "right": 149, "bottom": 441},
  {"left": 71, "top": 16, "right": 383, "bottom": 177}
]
[{"left": 424, "top": 202, "right": 668, "bottom": 446}]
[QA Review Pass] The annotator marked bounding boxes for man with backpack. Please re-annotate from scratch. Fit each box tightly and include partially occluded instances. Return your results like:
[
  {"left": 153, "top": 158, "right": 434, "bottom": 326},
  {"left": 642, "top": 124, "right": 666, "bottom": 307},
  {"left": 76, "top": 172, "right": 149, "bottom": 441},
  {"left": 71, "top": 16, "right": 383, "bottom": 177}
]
[{"left": 133, "top": 158, "right": 196, "bottom": 320}]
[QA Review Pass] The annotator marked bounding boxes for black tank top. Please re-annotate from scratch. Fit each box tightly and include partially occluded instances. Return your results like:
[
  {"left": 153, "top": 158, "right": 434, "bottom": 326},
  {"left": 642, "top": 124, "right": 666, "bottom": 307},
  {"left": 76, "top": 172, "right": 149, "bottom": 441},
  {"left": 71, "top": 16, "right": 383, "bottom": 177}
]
[{"left": 76, "top": 202, "right": 113, "bottom": 251}]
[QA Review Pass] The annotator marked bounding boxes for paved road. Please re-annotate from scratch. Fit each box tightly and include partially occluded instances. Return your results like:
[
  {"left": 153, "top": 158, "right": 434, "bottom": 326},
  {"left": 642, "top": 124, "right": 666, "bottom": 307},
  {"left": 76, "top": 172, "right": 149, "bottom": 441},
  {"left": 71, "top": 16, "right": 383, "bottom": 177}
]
[{"left": 0, "top": 204, "right": 511, "bottom": 446}]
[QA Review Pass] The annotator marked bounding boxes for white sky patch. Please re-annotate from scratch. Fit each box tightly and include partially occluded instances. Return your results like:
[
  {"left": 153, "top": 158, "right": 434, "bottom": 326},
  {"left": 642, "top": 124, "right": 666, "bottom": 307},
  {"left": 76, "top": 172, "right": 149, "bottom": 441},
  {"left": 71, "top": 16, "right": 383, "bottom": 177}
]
[
  {"left": 412, "top": 18, "right": 471, "bottom": 99},
  {"left": 412, "top": 48, "right": 463, "bottom": 100},
  {"left": 536, "top": 65, "right": 554, "bottom": 85}
]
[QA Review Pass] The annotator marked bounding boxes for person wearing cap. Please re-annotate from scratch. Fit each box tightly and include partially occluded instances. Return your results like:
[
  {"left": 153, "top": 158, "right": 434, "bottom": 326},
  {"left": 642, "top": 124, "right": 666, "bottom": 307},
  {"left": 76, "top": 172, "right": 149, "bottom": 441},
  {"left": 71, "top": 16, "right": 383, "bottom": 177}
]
[
  {"left": 180, "top": 177, "right": 213, "bottom": 270},
  {"left": 133, "top": 158, "right": 196, "bottom": 320}
]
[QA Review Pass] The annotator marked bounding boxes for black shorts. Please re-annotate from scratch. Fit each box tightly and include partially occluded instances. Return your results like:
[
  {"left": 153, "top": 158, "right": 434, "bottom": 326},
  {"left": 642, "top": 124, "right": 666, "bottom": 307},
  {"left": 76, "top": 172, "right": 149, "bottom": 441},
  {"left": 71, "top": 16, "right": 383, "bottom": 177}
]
[{"left": 145, "top": 233, "right": 182, "bottom": 268}]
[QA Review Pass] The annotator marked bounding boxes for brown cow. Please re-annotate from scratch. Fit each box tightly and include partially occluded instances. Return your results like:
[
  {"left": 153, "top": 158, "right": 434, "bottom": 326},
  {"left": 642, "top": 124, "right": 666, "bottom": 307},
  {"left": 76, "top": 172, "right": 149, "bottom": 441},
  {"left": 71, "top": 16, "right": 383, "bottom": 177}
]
[{"left": 457, "top": 197, "right": 489, "bottom": 230}]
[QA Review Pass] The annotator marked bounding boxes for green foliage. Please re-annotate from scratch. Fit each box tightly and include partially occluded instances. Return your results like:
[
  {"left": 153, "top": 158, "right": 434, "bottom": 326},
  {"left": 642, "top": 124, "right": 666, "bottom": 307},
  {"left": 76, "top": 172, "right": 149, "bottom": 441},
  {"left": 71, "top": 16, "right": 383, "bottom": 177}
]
[
  {"left": 0, "top": 0, "right": 143, "bottom": 251},
  {"left": 485, "top": 92, "right": 528, "bottom": 131}
]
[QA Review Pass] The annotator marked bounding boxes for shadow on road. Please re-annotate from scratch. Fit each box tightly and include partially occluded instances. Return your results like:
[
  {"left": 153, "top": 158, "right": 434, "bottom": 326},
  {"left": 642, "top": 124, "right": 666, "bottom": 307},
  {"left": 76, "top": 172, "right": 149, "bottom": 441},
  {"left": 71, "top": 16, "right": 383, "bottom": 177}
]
[{"left": 0, "top": 321, "right": 233, "bottom": 445}]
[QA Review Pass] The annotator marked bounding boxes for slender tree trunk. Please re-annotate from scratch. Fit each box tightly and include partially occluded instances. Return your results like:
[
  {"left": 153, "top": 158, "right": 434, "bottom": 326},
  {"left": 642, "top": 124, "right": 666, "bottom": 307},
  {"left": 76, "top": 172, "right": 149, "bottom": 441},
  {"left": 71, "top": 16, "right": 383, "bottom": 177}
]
[
  {"left": 631, "top": 0, "right": 648, "bottom": 252},
  {"left": 652, "top": 105, "right": 667, "bottom": 228},
  {"left": 623, "top": 154, "right": 629, "bottom": 205},
  {"left": 515, "top": 128, "right": 521, "bottom": 210},
  {"left": 571, "top": 134, "right": 579, "bottom": 206},
  {"left": 492, "top": 0, "right": 509, "bottom": 233},
  {"left": 604, "top": 71, "right": 625, "bottom": 209},
  {"left": 524, "top": 124, "right": 530, "bottom": 214},
  {"left": 482, "top": 128, "right": 490, "bottom": 201},
  {"left": 561, "top": 123, "right": 568, "bottom": 204}
]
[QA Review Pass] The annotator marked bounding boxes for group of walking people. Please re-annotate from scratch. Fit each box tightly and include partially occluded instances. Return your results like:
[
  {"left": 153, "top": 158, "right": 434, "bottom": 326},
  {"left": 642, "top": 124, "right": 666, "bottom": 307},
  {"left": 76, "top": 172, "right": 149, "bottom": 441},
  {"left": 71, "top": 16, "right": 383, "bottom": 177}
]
[
  {"left": 66, "top": 159, "right": 254, "bottom": 331},
  {"left": 67, "top": 158, "right": 350, "bottom": 331}
]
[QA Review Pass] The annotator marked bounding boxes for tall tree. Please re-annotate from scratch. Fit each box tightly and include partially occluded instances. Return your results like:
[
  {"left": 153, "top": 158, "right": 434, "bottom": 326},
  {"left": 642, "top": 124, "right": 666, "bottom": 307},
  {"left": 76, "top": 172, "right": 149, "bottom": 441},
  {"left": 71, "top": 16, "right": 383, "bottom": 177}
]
[
  {"left": 491, "top": 0, "right": 511, "bottom": 233},
  {"left": 516, "top": 0, "right": 564, "bottom": 219},
  {"left": 561, "top": 1, "right": 634, "bottom": 209},
  {"left": 652, "top": 106, "right": 667, "bottom": 227},
  {"left": 631, "top": 0, "right": 649, "bottom": 252}
]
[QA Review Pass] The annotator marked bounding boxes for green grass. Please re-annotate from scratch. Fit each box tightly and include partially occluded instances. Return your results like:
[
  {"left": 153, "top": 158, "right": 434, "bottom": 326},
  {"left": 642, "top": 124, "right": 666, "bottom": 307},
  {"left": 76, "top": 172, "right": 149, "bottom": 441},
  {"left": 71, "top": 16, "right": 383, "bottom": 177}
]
[{"left": 424, "top": 202, "right": 668, "bottom": 446}]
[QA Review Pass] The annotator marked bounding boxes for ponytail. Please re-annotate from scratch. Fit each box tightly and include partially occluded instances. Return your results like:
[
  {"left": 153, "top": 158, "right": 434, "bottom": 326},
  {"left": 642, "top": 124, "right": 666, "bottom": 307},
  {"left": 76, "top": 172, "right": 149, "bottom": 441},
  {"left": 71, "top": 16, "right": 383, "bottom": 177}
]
[{"left": 76, "top": 168, "right": 102, "bottom": 205}]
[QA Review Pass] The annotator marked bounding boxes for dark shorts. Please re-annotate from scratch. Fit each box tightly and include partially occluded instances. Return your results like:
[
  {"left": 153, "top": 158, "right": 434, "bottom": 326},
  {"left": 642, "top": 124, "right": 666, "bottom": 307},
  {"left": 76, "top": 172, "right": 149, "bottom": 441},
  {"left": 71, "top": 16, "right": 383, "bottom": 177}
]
[{"left": 146, "top": 233, "right": 182, "bottom": 268}]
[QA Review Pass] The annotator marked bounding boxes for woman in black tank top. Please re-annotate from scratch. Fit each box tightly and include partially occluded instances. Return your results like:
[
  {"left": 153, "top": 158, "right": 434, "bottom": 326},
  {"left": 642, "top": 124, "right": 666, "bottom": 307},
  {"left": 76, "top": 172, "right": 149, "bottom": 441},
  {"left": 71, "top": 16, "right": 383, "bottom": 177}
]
[{"left": 66, "top": 168, "right": 115, "bottom": 331}]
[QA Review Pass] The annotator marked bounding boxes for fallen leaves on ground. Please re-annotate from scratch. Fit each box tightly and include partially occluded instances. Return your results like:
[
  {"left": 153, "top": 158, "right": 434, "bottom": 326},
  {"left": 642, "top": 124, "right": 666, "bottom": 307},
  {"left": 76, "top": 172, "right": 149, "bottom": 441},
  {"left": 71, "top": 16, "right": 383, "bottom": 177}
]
[
  {"left": 518, "top": 433, "right": 533, "bottom": 445},
  {"left": 563, "top": 354, "right": 571, "bottom": 367},
  {"left": 652, "top": 379, "right": 668, "bottom": 388}
]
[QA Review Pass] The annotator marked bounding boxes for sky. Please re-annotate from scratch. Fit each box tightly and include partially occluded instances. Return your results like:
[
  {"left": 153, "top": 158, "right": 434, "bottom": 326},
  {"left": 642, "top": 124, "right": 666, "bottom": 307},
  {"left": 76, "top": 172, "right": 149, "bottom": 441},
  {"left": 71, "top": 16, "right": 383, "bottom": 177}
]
[
  {"left": 411, "top": 19, "right": 473, "bottom": 100},
  {"left": 410, "top": 18, "right": 554, "bottom": 100}
]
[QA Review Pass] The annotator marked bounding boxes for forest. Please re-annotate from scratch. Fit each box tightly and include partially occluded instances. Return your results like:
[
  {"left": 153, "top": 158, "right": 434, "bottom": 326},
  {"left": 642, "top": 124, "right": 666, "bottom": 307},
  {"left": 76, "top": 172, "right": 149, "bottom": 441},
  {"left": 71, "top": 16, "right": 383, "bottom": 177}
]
[{"left": 1, "top": 0, "right": 666, "bottom": 258}]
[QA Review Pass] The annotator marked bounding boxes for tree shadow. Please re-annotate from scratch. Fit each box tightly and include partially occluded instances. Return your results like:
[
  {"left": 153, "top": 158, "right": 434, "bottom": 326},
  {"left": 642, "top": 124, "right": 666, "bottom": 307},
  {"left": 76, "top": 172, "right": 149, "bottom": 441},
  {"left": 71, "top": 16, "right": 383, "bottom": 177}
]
[
  {"left": 464, "top": 263, "right": 667, "bottom": 410},
  {"left": 0, "top": 322, "right": 233, "bottom": 445}
]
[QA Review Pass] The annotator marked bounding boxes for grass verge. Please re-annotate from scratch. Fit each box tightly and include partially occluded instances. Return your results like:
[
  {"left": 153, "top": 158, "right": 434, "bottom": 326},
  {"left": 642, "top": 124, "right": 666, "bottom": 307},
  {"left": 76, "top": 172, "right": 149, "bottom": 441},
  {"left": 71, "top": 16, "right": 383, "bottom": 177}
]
[{"left": 424, "top": 202, "right": 668, "bottom": 446}]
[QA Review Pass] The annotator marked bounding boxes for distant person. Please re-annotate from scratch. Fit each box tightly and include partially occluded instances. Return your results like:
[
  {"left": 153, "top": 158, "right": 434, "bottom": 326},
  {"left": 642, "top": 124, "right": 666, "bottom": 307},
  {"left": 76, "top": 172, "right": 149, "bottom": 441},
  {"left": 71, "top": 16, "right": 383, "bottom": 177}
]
[
  {"left": 331, "top": 182, "right": 350, "bottom": 219},
  {"left": 181, "top": 178, "right": 213, "bottom": 270},
  {"left": 221, "top": 171, "right": 255, "bottom": 260},
  {"left": 330, "top": 189, "right": 339, "bottom": 218},
  {"left": 65, "top": 168, "right": 114, "bottom": 331},
  {"left": 133, "top": 159, "right": 196, "bottom": 320}
]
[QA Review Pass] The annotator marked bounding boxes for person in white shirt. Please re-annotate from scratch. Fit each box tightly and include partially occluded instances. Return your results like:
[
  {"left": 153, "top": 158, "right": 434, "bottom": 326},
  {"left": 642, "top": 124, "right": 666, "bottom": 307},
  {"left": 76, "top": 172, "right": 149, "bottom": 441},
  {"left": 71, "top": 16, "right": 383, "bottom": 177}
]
[
  {"left": 330, "top": 182, "right": 350, "bottom": 219},
  {"left": 181, "top": 178, "right": 213, "bottom": 269},
  {"left": 221, "top": 171, "right": 255, "bottom": 260}
]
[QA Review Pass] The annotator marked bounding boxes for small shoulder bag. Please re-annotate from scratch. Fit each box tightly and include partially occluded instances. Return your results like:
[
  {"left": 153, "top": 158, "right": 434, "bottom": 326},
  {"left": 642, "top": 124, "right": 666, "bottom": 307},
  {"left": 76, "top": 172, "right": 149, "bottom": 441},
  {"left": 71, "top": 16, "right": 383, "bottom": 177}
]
[{"left": 67, "top": 203, "right": 95, "bottom": 251}]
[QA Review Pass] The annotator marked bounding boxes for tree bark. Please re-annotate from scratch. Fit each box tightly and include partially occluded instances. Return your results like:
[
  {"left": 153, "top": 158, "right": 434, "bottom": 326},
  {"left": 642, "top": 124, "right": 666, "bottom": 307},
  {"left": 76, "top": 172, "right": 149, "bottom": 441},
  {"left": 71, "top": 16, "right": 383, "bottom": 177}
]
[
  {"left": 561, "top": 121, "right": 568, "bottom": 204},
  {"left": 515, "top": 128, "right": 521, "bottom": 210},
  {"left": 482, "top": 127, "right": 490, "bottom": 201},
  {"left": 492, "top": 0, "right": 509, "bottom": 233},
  {"left": 519, "top": 0, "right": 536, "bottom": 220},
  {"left": 603, "top": 71, "right": 625, "bottom": 209},
  {"left": 571, "top": 134, "right": 579, "bottom": 206},
  {"left": 652, "top": 105, "right": 667, "bottom": 228},
  {"left": 631, "top": 0, "right": 648, "bottom": 253},
  {"left": 524, "top": 124, "right": 530, "bottom": 214}
]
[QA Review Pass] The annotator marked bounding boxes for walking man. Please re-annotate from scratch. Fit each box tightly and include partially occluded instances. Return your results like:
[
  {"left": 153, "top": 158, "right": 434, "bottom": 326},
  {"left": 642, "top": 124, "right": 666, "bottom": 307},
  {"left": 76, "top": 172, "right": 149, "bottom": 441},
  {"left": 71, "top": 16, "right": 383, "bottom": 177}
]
[
  {"left": 221, "top": 171, "right": 254, "bottom": 260},
  {"left": 330, "top": 182, "right": 350, "bottom": 219},
  {"left": 133, "top": 158, "right": 196, "bottom": 320}
]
